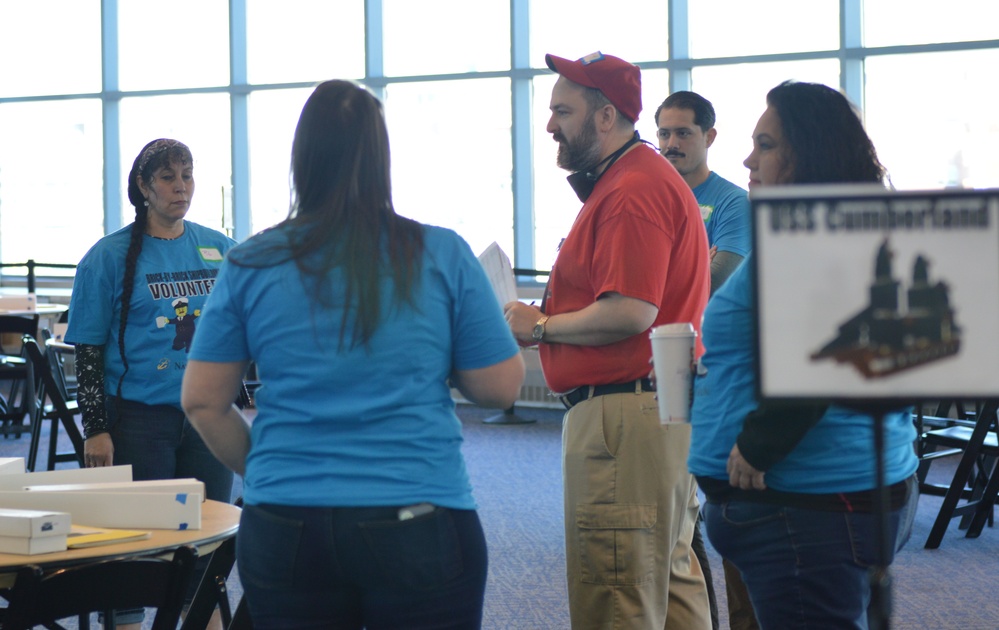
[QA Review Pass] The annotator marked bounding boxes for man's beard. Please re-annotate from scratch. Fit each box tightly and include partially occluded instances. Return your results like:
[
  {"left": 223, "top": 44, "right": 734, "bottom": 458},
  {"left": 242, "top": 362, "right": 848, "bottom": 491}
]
[{"left": 555, "top": 116, "right": 601, "bottom": 173}]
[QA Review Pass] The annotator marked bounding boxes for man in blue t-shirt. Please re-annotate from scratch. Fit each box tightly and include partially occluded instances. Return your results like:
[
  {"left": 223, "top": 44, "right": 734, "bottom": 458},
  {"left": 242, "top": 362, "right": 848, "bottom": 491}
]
[{"left": 655, "top": 91, "right": 751, "bottom": 294}]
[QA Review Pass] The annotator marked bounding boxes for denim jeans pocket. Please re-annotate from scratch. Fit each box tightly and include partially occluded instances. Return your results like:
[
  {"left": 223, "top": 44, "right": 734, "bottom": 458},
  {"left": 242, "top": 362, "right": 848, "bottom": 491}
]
[
  {"left": 237, "top": 504, "right": 304, "bottom": 590},
  {"left": 576, "top": 503, "right": 657, "bottom": 585},
  {"left": 720, "top": 500, "right": 784, "bottom": 527},
  {"left": 358, "top": 506, "right": 463, "bottom": 592}
]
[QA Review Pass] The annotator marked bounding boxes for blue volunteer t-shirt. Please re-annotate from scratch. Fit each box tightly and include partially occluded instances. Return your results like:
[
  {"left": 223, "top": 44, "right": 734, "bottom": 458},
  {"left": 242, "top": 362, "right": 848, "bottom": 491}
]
[
  {"left": 688, "top": 253, "right": 917, "bottom": 493},
  {"left": 66, "top": 221, "right": 235, "bottom": 407},
  {"left": 693, "top": 171, "right": 751, "bottom": 256},
  {"left": 189, "top": 224, "right": 520, "bottom": 510}
]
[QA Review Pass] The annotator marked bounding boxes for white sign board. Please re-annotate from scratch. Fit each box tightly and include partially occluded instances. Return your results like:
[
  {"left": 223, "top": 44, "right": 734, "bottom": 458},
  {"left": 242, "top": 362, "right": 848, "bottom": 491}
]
[{"left": 753, "top": 184, "right": 999, "bottom": 402}]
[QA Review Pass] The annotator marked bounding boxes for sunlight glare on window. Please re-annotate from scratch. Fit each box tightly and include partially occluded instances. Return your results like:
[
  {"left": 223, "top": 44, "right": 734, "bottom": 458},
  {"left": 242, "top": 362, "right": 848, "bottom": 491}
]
[
  {"left": 689, "top": 0, "right": 838, "bottom": 58},
  {"left": 118, "top": 0, "right": 229, "bottom": 90},
  {"left": 0, "top": 0, "right": 100, "bottom": 97},
  {"left": 247, "top": 1, "right": 364, "bottom": 84},
  {"left": 530, "top": 0, "right": 668, "bottom": 66},
  {"left": 865, "top": 0, "right": 999, "bottom": 47},
  {"left": 0, "top": 100, "right": 104, "bottom": 270},
  {"left": 248, "top": 88, "right": 314, "bottom": 234},
  {"left": 383, "top": 0, "right": 510, "bottom": 76},
  {"left": 865, "top": 50, "right": 999, "bottom": 190},
  {"left": 384, "top": 79, "right": 514, "bottom": 260}
]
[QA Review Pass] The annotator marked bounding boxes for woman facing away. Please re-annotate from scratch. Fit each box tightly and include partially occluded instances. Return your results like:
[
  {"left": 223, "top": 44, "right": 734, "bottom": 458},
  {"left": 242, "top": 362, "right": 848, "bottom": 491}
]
[
  {"left": 687, "top": 81, "right": 919, "bottom": 630},
  {"left": 182, "top": 79, "right": 525, "bottom": 629}
]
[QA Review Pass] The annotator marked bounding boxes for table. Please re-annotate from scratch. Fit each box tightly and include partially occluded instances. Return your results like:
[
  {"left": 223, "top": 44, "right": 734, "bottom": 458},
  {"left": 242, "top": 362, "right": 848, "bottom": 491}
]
[
  {"left": 0, "top": 500, "right": 242, "bottom": 628},
  {"left": 0, "top": 304, "right": 68, "bottom": 317},
  {"left": 0, "top": 499, "right": 240, "bottom": 587}
]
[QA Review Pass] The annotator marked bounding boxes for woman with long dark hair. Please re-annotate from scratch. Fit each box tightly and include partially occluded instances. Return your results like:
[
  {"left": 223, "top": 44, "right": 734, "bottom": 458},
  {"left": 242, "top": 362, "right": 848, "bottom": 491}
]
[
  {"left": 65, "top": 138, "right": 236, "bottom": 628},
  {"left": 688, "top": 81, "right": 918, "bottom": 629},
  {"left": 182, "top": 80, "right": 524, "bottom": 629}
]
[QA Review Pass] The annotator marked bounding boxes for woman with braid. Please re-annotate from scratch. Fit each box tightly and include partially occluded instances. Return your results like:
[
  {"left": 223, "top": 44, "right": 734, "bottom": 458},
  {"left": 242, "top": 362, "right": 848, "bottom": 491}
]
[{"left": 65, "top": 138, "right": 235, "bottom": 628}]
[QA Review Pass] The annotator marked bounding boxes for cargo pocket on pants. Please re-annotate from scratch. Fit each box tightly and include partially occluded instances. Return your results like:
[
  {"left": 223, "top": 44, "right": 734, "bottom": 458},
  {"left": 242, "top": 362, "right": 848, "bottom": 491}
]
[{"left": 576, "top": 503, "right": 657, "bottom": 585}]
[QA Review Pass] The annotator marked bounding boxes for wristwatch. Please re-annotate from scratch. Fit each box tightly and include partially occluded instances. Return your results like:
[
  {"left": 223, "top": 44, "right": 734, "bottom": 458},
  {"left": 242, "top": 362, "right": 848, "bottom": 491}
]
[{"left": 532, "top": 315, "right": 550, "bottom": 343}]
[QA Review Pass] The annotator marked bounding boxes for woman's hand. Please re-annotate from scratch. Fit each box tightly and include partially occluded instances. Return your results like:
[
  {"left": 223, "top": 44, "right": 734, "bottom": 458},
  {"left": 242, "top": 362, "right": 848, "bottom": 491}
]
[
  {"left": 84, "top": 432, "right": 114, "bottom": 467},
  {"left": 726, "top": 444, "right": 766, "bottom": 490}
]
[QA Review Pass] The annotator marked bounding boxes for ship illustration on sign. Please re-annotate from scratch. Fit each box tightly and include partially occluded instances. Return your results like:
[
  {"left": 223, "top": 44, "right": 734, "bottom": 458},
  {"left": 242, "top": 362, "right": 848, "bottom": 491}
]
[{"left": 811, "top": 238, "right": 961, "bottom": 378}]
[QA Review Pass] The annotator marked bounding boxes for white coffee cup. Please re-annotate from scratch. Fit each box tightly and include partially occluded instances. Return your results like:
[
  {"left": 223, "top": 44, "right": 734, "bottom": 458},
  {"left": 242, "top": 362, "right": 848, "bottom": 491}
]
[{"left": 649, "top": 323, "right": 697, "bottom": 424}]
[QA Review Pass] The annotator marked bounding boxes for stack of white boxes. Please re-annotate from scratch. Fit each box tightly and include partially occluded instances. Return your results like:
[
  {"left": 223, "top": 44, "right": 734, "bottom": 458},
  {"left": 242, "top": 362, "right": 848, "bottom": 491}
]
[
  {"left": 0, "top": 457, "right": 71, "bottom": 554},
  {"left": 0, "top": 507, "right": 72, "bottom": 555},
  {"left": 0, "top": 457, "right": 204, "bottom": 531}
]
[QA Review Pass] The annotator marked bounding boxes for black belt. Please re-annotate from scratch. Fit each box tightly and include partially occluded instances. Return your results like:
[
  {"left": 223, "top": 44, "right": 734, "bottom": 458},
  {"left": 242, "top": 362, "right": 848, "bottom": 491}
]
[{"left": 559, "top": 378, "right": 655, "bottom": 410}]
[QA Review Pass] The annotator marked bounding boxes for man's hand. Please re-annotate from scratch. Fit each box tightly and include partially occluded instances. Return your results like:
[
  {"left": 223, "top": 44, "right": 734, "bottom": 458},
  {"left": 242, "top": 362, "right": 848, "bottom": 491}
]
[
  {"left": 726, "top": 443, "right": 766, "bottom": 490},
  {"left": 503, "top": 301, "right": 543, "bottom": 347},
  {"left": 84, "top": 432, "right": 114, "bottom": 467}
]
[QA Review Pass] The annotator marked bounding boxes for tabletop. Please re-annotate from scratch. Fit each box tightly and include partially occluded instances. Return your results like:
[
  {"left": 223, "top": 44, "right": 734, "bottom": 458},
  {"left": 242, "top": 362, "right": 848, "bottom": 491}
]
[
  {"left": 0, "top": 499, "right": 241, "bottom": 588},
  {"left": 0, "top": 304, "right": 68, "bottom": 317}
]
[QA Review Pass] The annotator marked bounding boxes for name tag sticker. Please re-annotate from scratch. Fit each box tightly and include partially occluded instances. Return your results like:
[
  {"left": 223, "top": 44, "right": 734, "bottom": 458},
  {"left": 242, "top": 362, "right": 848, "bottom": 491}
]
[{"left": 199, "top": 247, "right": 223, "bottom": 262}]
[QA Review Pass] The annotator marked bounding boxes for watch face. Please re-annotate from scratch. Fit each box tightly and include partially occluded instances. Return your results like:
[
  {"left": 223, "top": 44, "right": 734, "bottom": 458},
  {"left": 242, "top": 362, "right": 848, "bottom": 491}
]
[{"left": 533, "top": 324, "right": 544, "bottom": 340}]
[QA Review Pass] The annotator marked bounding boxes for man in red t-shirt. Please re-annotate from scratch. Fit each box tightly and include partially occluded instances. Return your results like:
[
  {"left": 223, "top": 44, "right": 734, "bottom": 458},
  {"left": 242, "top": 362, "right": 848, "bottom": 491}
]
[{"left": 504, "top": 52, "right": 711, "bottom": 630}]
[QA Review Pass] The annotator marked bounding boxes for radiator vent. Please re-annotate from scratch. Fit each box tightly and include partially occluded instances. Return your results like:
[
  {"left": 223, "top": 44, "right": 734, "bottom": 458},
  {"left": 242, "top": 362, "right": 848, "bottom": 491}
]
[{"left": 451, "top": 348, "right": 563, "bottom": 409}]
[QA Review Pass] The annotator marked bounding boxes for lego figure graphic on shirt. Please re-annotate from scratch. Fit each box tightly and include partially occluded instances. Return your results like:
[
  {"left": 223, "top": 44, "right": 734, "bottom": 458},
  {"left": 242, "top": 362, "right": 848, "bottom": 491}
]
[{"left": 156, "top": 297, "right": 201, "bottom": 353}]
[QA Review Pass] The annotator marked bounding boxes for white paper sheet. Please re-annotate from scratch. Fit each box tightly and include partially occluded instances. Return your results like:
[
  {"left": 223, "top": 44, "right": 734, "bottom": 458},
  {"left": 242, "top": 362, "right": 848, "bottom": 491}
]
[{"left": 477, "top": 242, "right": 519, "bottom": 306}]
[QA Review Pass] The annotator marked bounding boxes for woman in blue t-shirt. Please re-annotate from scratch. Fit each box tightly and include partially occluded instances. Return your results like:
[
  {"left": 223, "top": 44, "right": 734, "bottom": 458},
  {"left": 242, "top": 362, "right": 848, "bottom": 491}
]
[
  {"left": 688, "top": 81, "right": 919, "bottom": 630},
  {"left": 182, "top": 80, "right": 525, "bottom": 629},
  {"left": 65, "top": 138, "right": 236, "bottom": 629}
]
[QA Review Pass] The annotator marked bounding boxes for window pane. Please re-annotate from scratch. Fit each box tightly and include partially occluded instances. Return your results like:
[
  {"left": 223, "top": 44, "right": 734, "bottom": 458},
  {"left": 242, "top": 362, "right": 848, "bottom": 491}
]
[
  {"left": 0, "top": 100, "right": 104, "bottom": 272},
  {"left": 385, "top": 79, "right": 513, "bottom": 259},
  {"left": 531, "top": 0, "right": 668, "bottom": 66},
  {"left": 383, "top": 0, "right": 509, "bottom": 76},
  {"left": 119, "top": 94, "right": 233, "bottom": 232},
  {"left": 637, "top": 68, "right": 670, "bottom": 145},
  {"left": 247, "top": 1, "right": 363, "bottom": 84},
  {"left": 247, "top": 88, "right": 314, "bottom": 234},
  {"left": 0, "top": 1, "right": 101, "bottom": 97},
  {"left": 532, "top": 73, "right": 583, "bottom": 273},
  {"left": 690, "top": 0, "right": 838, "bottom": 58},
  {"left": 866, "top": 50, "right": 999, "bottom": 189},
  {"left": 865, "top": 0, "right": 999, "bottom": 47},
  {"left": 532, "top": 68, "right": 669, "bottom": 273},
  {"left": 118, "top": 0, "right": 229, "bottom": 91},
  {"left": 691, "top": 60, "right": 841, "bottom": 188}
]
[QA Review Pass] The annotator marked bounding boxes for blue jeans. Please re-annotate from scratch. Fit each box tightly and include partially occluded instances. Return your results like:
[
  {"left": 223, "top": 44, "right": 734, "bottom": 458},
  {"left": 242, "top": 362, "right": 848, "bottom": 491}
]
[
  {"left": 105, "top": 398, "right": 235, "bottom": 625},
  {"left": 109, "top": 397, "right": 234, "bottom": 502},
  {"left": 237, "top": 503, "right": 488, "bottom": 629},
  {"left": 704, "top": 476, "right": 918, "bottom": 630}
]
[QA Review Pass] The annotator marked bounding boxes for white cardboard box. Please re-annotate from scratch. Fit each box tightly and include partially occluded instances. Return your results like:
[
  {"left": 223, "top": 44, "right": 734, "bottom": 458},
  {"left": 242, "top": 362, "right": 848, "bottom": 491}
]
[
  {"left": 0, "top": 491, "right": 202, "bottom": 530},
  {"left": 0, "top": 533, "right": 68, "bottom": 555},
  {"left": 0, "top": 457, "right": 25, "bottom": 475},
  {"left": 0, "top": 465, "right": 133, "bottom": 492},
  {"left": 25, "top": 478, "right": 205, "bottom": 501},
  {"left": 0, "top": 508, "right": 72, "bottom": 538},
  {"left": 0, "top": 293, "right": 36, "bottom": 312}
]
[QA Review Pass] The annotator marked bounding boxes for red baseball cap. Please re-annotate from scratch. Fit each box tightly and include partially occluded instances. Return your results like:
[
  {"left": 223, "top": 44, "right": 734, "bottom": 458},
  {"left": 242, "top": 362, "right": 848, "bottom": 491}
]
[{"left": 545, "top": 51, "right": 642, "bottom": 123}]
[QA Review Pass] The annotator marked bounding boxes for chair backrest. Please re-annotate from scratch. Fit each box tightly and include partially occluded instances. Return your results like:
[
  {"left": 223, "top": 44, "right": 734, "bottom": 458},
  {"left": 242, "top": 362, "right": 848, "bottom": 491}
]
[
  {"left": 0, "top": 314, "right": 38, "bottom": 354},
  {"left": 21, "top": 335, "right": 72, "bottom": 414},
  {"left": 44, "top": 338, "right": 75, "bottom": 402},
  {"left": 2, "top": 544, "right": 199, "bottom": 630}
]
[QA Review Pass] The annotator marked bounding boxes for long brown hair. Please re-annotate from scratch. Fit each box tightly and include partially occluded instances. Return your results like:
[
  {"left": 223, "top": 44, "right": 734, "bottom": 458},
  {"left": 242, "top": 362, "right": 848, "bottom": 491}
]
[{"left": 230, "top": 80, "right": 423, "bottom": 349}]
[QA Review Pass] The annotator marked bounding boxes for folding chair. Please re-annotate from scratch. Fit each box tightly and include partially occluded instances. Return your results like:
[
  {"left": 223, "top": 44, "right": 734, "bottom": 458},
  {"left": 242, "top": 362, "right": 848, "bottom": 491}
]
[
  {"left": 0, "top": 315, "right": 39, "bottom": 437},
  {"left": 2, "top": 544, "right": 198, "bottom": 630},
  {"left": 918, "top": 400, "right": 999, "bottom": 548},
  {"left": 22, "top": 335, "right": 85, "bottom": 471}
]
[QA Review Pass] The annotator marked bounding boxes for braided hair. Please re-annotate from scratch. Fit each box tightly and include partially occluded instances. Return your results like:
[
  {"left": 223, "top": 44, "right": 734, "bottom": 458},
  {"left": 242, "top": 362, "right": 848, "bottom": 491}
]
[{"left": 117, "top": 139, "right": 193, "bottom": 399}]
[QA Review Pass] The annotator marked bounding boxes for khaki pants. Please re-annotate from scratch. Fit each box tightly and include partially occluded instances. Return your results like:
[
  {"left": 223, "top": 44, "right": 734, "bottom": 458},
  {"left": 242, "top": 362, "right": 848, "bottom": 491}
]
[{"left": 562, "top": 390, "right": 711, "bottom": 630}]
